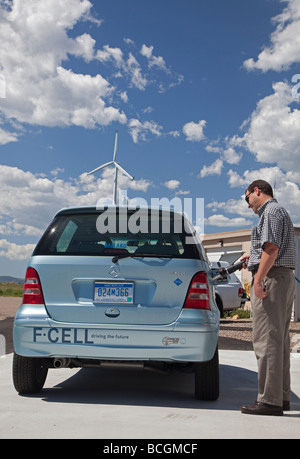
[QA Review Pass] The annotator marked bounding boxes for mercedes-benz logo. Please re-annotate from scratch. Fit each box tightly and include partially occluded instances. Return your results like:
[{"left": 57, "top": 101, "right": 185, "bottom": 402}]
[{"left": 108, "top": 264, "right": 120, "bottom": 278}]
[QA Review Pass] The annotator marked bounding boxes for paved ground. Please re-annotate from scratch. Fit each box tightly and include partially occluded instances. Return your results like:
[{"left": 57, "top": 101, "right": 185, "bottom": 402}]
[
  {"left": 0, "top": 297, "right": 20, "bottom": 356},
  {"left": 0, "top": 296, "right": 21, "bottom": 319},
  {"left": 1, "top": 297, "right": 300, "bottom": 439},
  {"left": 1, "top": 351, "right": 300, "bottom": 439}
]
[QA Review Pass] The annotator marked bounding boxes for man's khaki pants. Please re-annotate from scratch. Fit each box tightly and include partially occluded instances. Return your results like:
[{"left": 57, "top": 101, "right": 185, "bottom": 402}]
[{"left": 251, "top": 267, "right": 295, "bottom": 406}]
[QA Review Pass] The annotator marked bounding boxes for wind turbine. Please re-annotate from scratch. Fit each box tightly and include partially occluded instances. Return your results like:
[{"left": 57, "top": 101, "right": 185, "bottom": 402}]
[{"left": 87, "top": 131, "right": 134, "bottom": 204}]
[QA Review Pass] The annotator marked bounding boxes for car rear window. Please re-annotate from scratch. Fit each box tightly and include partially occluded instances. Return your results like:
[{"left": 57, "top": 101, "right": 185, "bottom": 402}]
[{"left": 33, "top": 209, "right": 204, "bottom": 260}]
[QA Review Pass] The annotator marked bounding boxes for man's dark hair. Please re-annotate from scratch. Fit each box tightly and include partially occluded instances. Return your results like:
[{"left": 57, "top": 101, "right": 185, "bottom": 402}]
[{"left": 246, "top": 180, "right": 274, "bottom": 197}]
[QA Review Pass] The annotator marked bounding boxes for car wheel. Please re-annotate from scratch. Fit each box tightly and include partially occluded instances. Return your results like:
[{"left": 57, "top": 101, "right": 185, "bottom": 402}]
[
  {"left": 194, "top": 347, "right": 219, "bottom": 401},
  {"left": 12, "top": 353, "right": 48, "bottom": 394}
]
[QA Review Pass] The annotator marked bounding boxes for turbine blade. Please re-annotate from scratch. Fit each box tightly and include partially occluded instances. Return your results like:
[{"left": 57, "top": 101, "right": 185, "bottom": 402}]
[
  {"left": 113, "top": 131, "right": 119, "bottom": 161},
  {"left": 115, "top": 162, "right": 134, "bottom": 181},
  {"left": 87, "top": 161, "right": 114, "bottom": 175}
]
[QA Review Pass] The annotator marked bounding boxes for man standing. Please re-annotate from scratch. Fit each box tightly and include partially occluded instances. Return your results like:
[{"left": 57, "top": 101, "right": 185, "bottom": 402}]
[{"left": 241, "top": 180, "right": 296, "bottom": 416}]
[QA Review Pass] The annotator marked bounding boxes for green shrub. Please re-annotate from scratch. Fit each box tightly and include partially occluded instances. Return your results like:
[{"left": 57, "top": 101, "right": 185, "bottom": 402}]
[
  {"left": 0, "top": 283, "right": 23, "bottom": 297},
  {"left": 230, "top": 308, "right": 251, "bottom": 319}
]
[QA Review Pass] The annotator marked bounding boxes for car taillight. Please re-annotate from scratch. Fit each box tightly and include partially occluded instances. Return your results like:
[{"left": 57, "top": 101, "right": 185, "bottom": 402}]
[
  {"left": 238, "top": 287, "right": 244, "bottom": 298},
  {"left": 183, "top": 272, "right": 210, "bottom": 310},
  {"left": 22, "top": 267, "right": 45, "bottom": 305}
]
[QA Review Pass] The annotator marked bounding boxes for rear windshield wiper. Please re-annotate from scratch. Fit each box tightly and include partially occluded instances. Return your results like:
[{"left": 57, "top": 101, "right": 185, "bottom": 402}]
[{"left": 112, "top": 253, "right": 174, "bottom": 263}]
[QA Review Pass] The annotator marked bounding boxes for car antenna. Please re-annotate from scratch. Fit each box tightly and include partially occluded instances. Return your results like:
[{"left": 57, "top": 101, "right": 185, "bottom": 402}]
[{"left": 87, "top": 130, "right": 135, "bottom": 204}]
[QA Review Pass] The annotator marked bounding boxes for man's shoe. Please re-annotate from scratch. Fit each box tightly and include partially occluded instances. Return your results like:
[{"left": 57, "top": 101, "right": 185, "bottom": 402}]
[
  {"left": 241, "top": 401, "right": 283, "bottom": 416},
  {"left": 282, "top": 401, "right": 290, "bottom": 411}
]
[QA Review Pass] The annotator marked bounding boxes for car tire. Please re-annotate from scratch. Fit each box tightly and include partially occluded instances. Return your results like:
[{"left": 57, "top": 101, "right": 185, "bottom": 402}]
[
  {"left": 215, "top": 295, "right": 224, "bottom": 318},
  {"left": 12, "top": 353, "right": 48, "bottom": 394},
  {"left": 194, "top": 346, "right": 219, "bottom": 401}
]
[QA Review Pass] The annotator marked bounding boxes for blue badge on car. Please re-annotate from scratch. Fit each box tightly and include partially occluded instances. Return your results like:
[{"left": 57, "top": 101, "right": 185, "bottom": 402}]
[{"left": 174, "top": 278, "right": 183, "bottom": 286}]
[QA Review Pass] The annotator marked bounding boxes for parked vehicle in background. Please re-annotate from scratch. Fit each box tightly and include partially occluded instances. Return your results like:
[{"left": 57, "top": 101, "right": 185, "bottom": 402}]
[
  {"left": 210, "top": 261, "right": 245, "bottom": 317},
  {"left": 13, "top": 206, "right": 228, "bottom": 401}
]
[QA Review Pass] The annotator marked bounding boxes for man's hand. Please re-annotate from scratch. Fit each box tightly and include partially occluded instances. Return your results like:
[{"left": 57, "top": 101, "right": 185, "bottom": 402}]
[
  {"left": 240, "top": 254, "right": 249, "bottom": 269},
  {"left": 254, "top": 242, "right": 279, "bottom": 299},
  {"left": 254, "top": 280, "right": 267, "bottom": 299}
]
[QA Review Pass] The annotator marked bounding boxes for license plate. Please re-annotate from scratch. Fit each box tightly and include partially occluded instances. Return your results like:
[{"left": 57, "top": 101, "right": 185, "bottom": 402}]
[{"left": 94, "top": 282, "right": 134, "bottom": 304}]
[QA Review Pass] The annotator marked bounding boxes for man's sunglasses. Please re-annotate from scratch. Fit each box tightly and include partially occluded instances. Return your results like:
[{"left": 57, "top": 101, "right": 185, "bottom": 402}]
[{"left": 245, "top": 190, "right": 254, "bottom": 204}]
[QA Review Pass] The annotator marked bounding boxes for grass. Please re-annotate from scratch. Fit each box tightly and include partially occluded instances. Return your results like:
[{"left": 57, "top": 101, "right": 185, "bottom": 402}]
[{"left": 0, "top": 283, "right": 24, "bottom": 297}]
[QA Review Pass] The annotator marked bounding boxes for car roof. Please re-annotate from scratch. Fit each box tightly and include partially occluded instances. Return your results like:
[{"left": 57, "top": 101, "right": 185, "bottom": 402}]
[{"left": 54, "top": 205, "right": 190, "bottom": 219}]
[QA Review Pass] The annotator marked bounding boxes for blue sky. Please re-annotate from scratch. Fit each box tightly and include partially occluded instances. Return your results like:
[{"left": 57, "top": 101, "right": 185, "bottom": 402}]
[{"left": 0, "top": 0, "right": 300, "bottom": 277}]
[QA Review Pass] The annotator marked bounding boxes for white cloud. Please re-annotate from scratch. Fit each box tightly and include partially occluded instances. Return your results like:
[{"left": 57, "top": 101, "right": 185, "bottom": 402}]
[
  {"left": 162, "top": 180, "right": 189, "bottom": 197},
  {"left": 168, "top": 130, "right": 180, "bottom": 138},
  {"left": 96, "top": 46, "right": 150, "bottom": 90},
  {"left": 199, "top": 159, "right": 223, "bottom": 178},
  {"left": 0, "top": 164, "right": 152, "bottom": 238},
  {"left": 222, "top": 146, "right": 242, "bottom": 165},
  {"left": 205, "top": 145, "right": 221, "bottom": 154},
  {"left": 206, "top": 198, "right": 250, "bottom": 218},
  {"left": 0, "top": 73, "right": 6, "bottom": 98},
  {"left": 0, "top": 0, "right": 183, "bottom": 145},
  {"left": 205, "top": 214, "right": 252, "bottom": 228},
  {"left": 206, "top": 137, "right": 242, "bottom": 165},
  {"left": 73, "top": 33, "right": 97, "bottom": 62},
  {"left": 228, "top": 166, "right": 288, "bottom": 190},
  {"left": 94, "top": 167, "right": 152, "bottom": 194},
  {"left": 183, "top": 120, "right": 206, "bottom": 142},
  {"left": 0, "top": 240, "right": 36, "bottom": 261},
  {"left": 164, "top": 180, "right": 180, "bottom": 190},
  {"left": 125, "top": 53, "right": 148, "bottom": 90},
  {"left": 120, "top": 91, "right": 129, "bottom": 103},
  {"left": 204, "top": 164, "right": 300, "bottom": 229},
  {"left": 227, "top": 166, "right": 300, "bottom": 225},
  {"left": 0, "top": 0, "right": 127, "bottom": 131},
  {"left": 175, "top": 190, "right": 190, "bottom": 196},
  {"left": 96, "top": 45, "right": 124, "bottom": 67},
  {"left": 96, "top": 41, "right": 181, "bottom": 94},
  {"left": 237, "top": 82, "right": 300, "bottom": 176},
  {"left": 0, "top": 127, "right": 18, "bottom": 145},
  {"left": 0, "top": 222, "right": 42, "bottom": 237},
  {"left": 244, "top": 0, "right": 300, "bottom": 72},
  {"left": 128, "top": 119, "right": 163, "bottom": 143},
  {"left": 227, "top": 169, "right": 248, "bottom": 189},
  {"left": 158, "top": 74, "right": 184, "bottom": 94},
  {"left": 50, "top": 167, "right": 65, "bottom": 177},
  {"left": 0, "top": 162, "right": 153, "bottom": 262},
  {"left": 97, "top": 45, "right": 148, "bottom": 91},
  {"left": 142, "top": 106, "right": 154, "bottom": 114},
  {"left": 140, "top": 44, "right": 168, "bottom": 71},
  {"left": 124, "top": 38, "right": 135, "bottom": 46}
]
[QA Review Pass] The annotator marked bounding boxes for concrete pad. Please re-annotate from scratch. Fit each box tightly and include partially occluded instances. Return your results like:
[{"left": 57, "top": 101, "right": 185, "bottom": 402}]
[
  {"left": 0, "top": 350, "right": 299, "bottom": 439},
  {"left": 0, "top": 297, "right": 21, "bottom": 320}
]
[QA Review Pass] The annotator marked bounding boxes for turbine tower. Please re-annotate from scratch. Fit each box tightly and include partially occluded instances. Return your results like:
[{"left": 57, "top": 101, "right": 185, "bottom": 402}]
[{"left": 87, "top": 131, "right": 134, "bottom": 204}]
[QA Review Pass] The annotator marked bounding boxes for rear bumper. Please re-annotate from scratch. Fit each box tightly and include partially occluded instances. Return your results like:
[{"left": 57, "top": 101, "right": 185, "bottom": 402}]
[{"left": 13, "top": 305, "right": 219, "bottom": 363}]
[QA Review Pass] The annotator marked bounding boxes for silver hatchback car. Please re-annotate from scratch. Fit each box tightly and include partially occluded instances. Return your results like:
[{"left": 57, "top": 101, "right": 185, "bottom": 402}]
[{"left": 13, "top": 206, "right": 222, "bottom": 400}]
